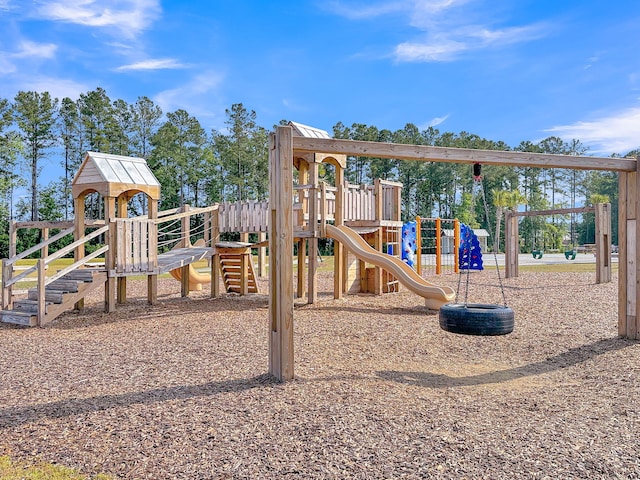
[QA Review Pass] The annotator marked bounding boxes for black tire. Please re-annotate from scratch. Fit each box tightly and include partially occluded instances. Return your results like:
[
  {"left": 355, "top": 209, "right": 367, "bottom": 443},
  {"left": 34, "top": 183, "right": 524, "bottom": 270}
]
[{"left": 439, "top": 303, "right": 514, "bottom": 336}]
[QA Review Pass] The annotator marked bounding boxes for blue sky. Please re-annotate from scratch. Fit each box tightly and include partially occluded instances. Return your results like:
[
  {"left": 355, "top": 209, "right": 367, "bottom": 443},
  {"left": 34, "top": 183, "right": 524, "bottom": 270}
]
[{"left": 1, "top": 0, "right": 639, "bottom": 156}]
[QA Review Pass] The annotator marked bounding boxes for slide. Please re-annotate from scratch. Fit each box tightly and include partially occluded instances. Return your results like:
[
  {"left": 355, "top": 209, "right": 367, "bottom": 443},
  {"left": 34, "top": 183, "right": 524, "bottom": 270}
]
[
  {"left": 169, "top": 239, "right": 210, "bottom": 291},
  {"left": 325, "top": 224, "right": 456, "bottom": 310}
]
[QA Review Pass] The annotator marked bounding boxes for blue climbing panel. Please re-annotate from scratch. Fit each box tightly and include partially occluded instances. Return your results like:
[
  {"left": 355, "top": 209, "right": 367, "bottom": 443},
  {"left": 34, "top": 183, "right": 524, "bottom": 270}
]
[
  {"left": 459, "top": 223, "right": 483, "bottom": 270},
  {"left": 401, "top": 220, "right": 417, "bottom": 267}
]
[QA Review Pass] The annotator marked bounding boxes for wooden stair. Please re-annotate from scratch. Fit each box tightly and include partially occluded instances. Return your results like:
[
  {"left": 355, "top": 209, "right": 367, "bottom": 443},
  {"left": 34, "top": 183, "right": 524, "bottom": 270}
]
[
  {"left": 219, "top": 253, "right": 259, "bottom": 294},
  {"left": 0, "top": 269, "right": 107, "bottom": 327}
]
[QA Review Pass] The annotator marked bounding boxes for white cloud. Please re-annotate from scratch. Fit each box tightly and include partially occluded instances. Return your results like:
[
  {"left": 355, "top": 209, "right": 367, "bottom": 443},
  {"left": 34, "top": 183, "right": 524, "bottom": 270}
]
[
  {"left": 395, "top": 21, "right": 549, "bottom": 62},
  {"left": 329, "top": 1, "right": 551, "bottom": 63},
  {"left": 116, "top": 58, "right": 187, "bottom": 72},
  {"left": 322, "top": 0, "right": 407, "bottom": 20},
  {"left": 36, "top": 0, "right": 161, "bottom": 38},
  {"left": 426, "top": 114, "right": 450, "bottom": 128},
  {"left": 154, "top": 71, "right": 225, "bottom": 117},
  {"left": 18, "top": 76, "right": 89, "bottom": 99},
  {"left": 545, "top": 107, "right": 640, "bottom": 155},
  {"left": 13, "top": 40, "right": 57, "bottom": 58}
]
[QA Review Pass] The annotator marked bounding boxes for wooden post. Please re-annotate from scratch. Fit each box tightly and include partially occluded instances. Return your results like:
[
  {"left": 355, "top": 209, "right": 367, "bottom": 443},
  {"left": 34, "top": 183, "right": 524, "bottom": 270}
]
[
  {"left": 334, "top": 166, "right": 345, "bottom": 299},
  {"left": 307, "top": 160, "right": 319, "bottom": 304},
  {"left": 117, "top": 195, "right": 128, "bottom": 304},
  {"left": 73, "top": 195, "right": 86, "bottom": 311},
  {"left": 240, "top": 250, "right": 249, "bottom": 296},
  {"left": 104, "top": 197, "right": 117, "bottom": 313},
  {"left": 268, "top": 126, "right": 294, "bottom": 381},
  {"left": 618, "top": 166, "right": 640, "bottom": 339},
  {"left": 212, "top": 248, "right": 220, "bottom": 298},
  {"left": 2, "top": 259, "right": 11, "bottom": 310},
  {"left": 257, "top": 231, "right": 266, "bottom": 278},
  {"left": 180, "top": 204, "right": 190, "bottom": 297},
  {"left": 296, "top": 239, "right": 306, "bottom": 299},
  {"left": 453, "top": 219, "right": 461, "bottom": 274},
  {"left": 37, "top": 258, "right": 46, "bottom": 327},
  {"left": 504, "top": 211, "right": 519, "bottom": 278},
  {"left": 595, "top": 203, "right": 612, "bottom": 284},
  {"left": 147, "top": 198, "right": 159, "bottom": 305},
  {"left": 372, "top": 227, "right": 382, "bottom": 294},
  {"left": 41, "top": 227, "right": 49, "bottom": 260}
]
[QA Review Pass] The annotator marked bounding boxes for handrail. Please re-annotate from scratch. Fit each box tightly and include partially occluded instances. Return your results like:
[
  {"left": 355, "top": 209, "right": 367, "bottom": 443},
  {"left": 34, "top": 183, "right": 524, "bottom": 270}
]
[
  {"left": 378, "top": 179, "right": 403, "bottom": 187},
  {"left": 152, "top": 205, "right": 219, "bottom": 224},
  {"left": 45, "top": 245, "right": 109, "bottom": 286},
  {"left": 44, "top": 225, "right": 109, "bottom": 266},
  {"left": 5, "top": 225, "right": 109, "bottom": 288},
  {"left": 5, "top": 227, "right": 74, "bottom": 266}
]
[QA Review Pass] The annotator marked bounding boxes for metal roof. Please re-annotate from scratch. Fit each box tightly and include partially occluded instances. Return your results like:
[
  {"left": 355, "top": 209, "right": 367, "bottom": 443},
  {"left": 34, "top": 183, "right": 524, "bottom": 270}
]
[
  {"left": 289, "top": 121, "right": 331, "bottom": 139},
  {"left": 75, "top": 151, "right": 160, "bottom": 187}
]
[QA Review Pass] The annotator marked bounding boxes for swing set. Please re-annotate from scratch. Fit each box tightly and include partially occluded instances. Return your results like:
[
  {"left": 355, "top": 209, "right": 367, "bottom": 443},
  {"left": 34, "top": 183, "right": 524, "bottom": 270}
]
[
  {"left": 504, "top": 204, "right": 612, "bottom": 283},
  {"left": 270, "top": 126, "right": 638, "bottom": 381}
]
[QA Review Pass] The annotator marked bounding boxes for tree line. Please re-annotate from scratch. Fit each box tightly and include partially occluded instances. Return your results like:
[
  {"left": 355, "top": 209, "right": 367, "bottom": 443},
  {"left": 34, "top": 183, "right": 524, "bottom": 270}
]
[{"left": 0, "top": 87, "right": 637, "bottom": 258}]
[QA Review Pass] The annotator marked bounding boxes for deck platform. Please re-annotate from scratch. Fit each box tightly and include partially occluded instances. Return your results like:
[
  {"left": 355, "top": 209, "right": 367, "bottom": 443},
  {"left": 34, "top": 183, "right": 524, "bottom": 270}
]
[{"left": 157, "top": 247, "right": 213, "bottom": 274}]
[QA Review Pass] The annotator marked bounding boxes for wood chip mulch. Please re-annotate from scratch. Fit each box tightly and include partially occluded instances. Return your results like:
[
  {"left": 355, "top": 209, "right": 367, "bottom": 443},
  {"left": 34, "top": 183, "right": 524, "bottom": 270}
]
[{"left": 1, "top": 269, "right": 639, "bottom": 479}]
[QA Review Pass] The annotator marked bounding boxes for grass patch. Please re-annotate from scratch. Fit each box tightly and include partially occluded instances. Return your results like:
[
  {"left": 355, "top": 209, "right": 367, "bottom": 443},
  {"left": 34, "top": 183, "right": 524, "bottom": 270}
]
[{"left": 0, "top": 456, "right": 111, "bottom": 479}]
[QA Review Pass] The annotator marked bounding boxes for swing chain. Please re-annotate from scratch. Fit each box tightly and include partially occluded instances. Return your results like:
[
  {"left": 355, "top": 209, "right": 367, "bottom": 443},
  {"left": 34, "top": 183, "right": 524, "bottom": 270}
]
[
  {"left": 476, "top": 168, "right": 508, "bottom": 307},
  {"left": 456, "top": 163, "right": 508, "bottom": 307}
]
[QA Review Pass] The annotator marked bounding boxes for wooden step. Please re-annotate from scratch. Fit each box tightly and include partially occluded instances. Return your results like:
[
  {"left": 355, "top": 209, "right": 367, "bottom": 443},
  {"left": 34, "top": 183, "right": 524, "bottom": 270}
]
[
  {"left": 48, "top": 279, "right": 80, "bottom": 293},
  {"left": 0, "top": 310, "right": 36, "bottom": 327},
  {"left": 60, "top": 270, "right": 96, "bottom": 282},
  {"left": 28, "top": 288, "right": 64, "bottom": 304},
  {"left": 12, "top": 299, "right": 51, "bottom": 314}
]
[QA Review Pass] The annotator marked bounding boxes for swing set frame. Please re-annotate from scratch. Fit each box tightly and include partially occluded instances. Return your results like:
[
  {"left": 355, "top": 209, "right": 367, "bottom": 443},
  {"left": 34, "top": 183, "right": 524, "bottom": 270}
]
[
  {"left": 269, "top": 125, "right": 639, "bottom": 381},
  {"left": 504, "top": 204, "right": 612, "bottom": 282}
]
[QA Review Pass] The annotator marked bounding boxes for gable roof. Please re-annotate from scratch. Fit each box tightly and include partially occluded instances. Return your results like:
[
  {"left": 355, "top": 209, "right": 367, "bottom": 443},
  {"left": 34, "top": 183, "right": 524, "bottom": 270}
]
[
  {"left": 289, "top": 121, "right": 331, "bottom": 139},
  {"left": 72, "top": 151, "right": 160, "bottom": 200}
]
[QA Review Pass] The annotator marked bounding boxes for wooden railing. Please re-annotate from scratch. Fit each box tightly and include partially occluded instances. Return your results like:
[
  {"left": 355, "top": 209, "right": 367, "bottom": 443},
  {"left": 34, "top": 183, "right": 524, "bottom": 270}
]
[
  {"left": 218, "top": 201, "right": 268, "bottom": 233},
  {"left": 1, "top": 225, "right": 109, "bottom": 320},
  {"left": 113, "top": 204, "right": 220, "bottom": 276}
]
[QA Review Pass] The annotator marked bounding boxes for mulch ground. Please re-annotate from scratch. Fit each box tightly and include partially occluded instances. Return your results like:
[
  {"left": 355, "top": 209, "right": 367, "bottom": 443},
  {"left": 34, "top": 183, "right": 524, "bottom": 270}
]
[{"left": 1, "top": 269, "right": 639, "bottom": 479}]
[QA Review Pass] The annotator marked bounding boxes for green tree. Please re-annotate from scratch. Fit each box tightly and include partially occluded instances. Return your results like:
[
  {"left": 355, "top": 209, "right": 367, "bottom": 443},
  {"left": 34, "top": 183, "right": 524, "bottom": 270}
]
[
  {"left": 58, "top": 97, "right": 83, "bottom": 219},
  {"left": 149, "top": 109, "right": 207, "bottom": 208},
  {"left": 13, "top": 90, "right": 59, "bottom": 221},
  {"left": 77, "top": 87, "right": 113, "bottom": 152},
  {"left": 0, "top": 98, "right": 23, "bottom": 256},
  {"left": 131, "top": 96, "right": 162, "bottom": 159},
  {"left": 212, "top": 104, "right": 268, "bottom": 202},
  {"left": 492, "top": 189, "right": 527, "bottom": 253}
]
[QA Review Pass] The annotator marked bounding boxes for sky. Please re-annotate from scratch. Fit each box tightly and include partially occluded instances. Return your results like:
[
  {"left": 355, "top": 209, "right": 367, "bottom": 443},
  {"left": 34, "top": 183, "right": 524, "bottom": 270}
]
[{"left": 1, "top": 0, "right": 640, "bottom": 158}]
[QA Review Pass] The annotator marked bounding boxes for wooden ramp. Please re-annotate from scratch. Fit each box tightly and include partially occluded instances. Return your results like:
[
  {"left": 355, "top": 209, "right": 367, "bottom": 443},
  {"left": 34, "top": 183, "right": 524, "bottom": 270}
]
[
  {"left": 0, "top": 269, "right": 107, "bottom": 327},
  {"left": 157, "top": 247, "right": 213, "bottom": 274}
]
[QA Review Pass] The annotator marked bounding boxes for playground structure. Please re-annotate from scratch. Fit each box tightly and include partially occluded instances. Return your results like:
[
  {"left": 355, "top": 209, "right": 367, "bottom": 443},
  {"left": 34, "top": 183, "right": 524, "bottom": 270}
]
[
  {"left": 1, "top": 123, "right": 635, "bottom": 382},
  {"left": 269, "top": 125, "right": 639, "bottom": 380},
  {"left": 0, "top": 123, "right": 456, "bottom": 327},
  {"left": 504, "top": 204, "right": 612, "bottom": 283}
]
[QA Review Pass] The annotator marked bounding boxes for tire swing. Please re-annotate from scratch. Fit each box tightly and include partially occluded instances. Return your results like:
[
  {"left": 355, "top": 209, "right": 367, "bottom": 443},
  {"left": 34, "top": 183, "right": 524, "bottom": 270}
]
[{"left": 439, "top": 163, "right": 515, "bottom": 336}]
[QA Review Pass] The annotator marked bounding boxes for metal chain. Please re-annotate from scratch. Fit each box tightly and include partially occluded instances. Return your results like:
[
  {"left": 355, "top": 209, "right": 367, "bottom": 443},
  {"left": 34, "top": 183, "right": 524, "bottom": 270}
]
[{"left": 477, "top": 177, "right": 509, "bottom": 307}]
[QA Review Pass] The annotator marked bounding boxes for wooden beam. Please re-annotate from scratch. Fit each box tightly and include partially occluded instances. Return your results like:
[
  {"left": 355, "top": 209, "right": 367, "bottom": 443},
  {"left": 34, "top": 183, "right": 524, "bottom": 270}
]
[
  {"left": 268, "top": 126, "right": 294, "bottom": 381},
  {"left": 292, "top": 137, "right": 637, "bottom": 172},
  {"left": 510, "top": 206, "right": 595, "bottom": 218}
]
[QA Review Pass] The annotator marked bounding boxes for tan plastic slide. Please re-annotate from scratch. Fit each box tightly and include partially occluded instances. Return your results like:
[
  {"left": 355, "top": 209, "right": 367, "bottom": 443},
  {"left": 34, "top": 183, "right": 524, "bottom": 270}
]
[
  {"left": 325, "top": 224, "right": 456, "bottom": 310},
  {"left": 169, "top": 239, "right": 210, "bottom": 291}
]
